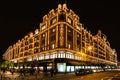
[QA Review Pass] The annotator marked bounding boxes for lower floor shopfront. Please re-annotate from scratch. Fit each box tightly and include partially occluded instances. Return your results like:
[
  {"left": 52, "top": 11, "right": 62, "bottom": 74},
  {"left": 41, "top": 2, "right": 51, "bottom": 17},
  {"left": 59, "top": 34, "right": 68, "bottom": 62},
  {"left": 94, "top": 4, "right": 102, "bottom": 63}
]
[{"left": 13, "top": 58, "right": 116, "bottom": 73}]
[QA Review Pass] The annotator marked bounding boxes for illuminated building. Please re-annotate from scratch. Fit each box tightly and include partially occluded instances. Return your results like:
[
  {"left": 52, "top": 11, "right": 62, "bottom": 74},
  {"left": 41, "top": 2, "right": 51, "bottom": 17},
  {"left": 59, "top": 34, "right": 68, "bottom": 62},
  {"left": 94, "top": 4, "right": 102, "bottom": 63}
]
[{"left": 3, "top": 4, "right": 117, "bottom": 72}]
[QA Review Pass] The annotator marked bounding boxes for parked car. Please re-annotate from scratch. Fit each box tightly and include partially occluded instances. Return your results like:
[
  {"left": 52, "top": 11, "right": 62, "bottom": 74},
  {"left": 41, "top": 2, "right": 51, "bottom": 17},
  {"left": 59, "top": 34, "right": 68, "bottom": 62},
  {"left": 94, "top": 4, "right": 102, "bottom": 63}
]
[
  {"left": 92, "top": 68, "right": 104, "bottom": 73},
  {"left": 75, "top": 69, "right": 86, "bottom": 76},
  {"left": 84, "top": 69, "right": 93, "bottom": 74},
  {"left": 75, "top": 69, "right": 92, "bottom": 76}
]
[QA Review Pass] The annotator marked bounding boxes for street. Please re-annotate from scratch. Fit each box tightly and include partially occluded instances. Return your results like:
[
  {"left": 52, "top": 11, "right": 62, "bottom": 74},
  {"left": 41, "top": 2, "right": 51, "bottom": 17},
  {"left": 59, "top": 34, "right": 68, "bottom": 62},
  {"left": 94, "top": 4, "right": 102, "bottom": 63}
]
[
  {"left": 70, "top": 71, "right": 120, "bottom": 80},
  {"left": 0, "top": 70, "right": 120, "bottom": 80}
]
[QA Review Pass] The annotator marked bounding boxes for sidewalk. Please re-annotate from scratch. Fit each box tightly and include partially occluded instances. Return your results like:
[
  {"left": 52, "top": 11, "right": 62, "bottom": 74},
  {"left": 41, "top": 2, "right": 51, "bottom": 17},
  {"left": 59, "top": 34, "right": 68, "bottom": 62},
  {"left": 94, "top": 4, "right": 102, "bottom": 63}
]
[{"left": 0, "top": 71, "right": 75, "bottom": 80}]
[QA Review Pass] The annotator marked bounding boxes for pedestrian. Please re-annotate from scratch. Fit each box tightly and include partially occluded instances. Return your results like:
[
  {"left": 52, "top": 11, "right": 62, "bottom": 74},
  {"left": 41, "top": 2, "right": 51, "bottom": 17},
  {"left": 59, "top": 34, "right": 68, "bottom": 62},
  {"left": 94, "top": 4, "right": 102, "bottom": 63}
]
[
  {"left": 3, "top": 68, "right": 6, "bottom": 73},
  {"left": 50, "top": 68, "right": 54, "bottom": 77},
  {"left": 11, "top": 68, "right": 14, "bottom": 75}
]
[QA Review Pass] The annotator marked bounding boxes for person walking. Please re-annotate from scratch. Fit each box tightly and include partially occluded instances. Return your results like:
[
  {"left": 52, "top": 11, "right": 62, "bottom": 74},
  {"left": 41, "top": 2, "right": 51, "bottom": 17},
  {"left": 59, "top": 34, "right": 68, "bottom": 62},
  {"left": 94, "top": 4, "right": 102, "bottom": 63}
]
[{"left": 50, "top": 68, "right": 54, "bottom": 77}]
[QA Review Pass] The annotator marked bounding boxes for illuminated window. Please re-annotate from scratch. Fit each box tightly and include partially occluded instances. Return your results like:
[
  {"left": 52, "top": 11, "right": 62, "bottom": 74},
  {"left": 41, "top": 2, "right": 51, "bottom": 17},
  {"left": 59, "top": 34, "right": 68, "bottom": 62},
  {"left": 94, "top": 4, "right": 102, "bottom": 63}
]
[
  {"left": 39, "top": 54, "right": 44, "bottom": 60},
  {"left": 52, "top": 44, "right": 55, "bottom": 49},
  {"left": 35, "top": 30, "right": 39, "bottom": 34},
  {"left": 34, "top": 48, "right": 39, "bottom": 53},
  {"left": 41, "top": 25, "right": 46, "bottom": 30},
  {"left": 42, "top": 47, "right": 44, "bottom": 51},
  {"left": 71, "top": 66, "right": 75, "bottom": 72},
  {"left": 45, "top": 53, "right": 49, "bottom": 59},
  {"left": 76, "top": 25, "right": 80, "bottom": 30},
  {"left": 50, "top": 52, "right": 56, "bottom": 59},
  {"left": 52, "top": 28, "right": 56, "bottom": 32},
  {"left": 33, "top": 56, "right": 38, "bottom": 60},
  {"left": 57, "top": 63, "right": 66, "bottom": 72},
  {"left": 34, "top": 36, "right": 39, "bottom": 41},
  {"left": 42, "top": 33, "right": 45, "bottom": 37},
  {"left": 67, "top": 18, "right": 72, "bottom": 24},
  {"left": 58, "top": 51, "right": 65, "bottom": 58},
  {"left": 75, "top": 54, "right": 81, "bottom": 60},
  {"left": 68, "top": 44, "right": 71, "bottom": 49},
  {"left": 68, "top": 29, "right": 71, "bottom": 32},
  {"left": 51, "top": 18, "right": 57, "bottom": 24},
  {"left": 66, "top": 52, "right": 74, "bottom": 59},
  {"left": 29, "top": 50, "right": 32, "bottom": 54},
  {"left": 77, "top": 34, "right": 80, "bottom": 38},
  {"left": 27, "top": 57, "right": 32, "bottom": 61}
]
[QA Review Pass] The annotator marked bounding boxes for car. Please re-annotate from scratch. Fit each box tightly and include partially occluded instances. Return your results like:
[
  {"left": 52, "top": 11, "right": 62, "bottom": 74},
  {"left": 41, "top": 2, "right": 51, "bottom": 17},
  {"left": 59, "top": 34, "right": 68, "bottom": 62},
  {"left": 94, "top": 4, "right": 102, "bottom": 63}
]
[
  {"left": 92, "top": 68, "right": 104, "bottom": 73},
  {"left": 84, "top": 69, "right": 93, "bottom": 74},
  {"left": 75, "top": 69, "right": 86, "bottom": 76}
]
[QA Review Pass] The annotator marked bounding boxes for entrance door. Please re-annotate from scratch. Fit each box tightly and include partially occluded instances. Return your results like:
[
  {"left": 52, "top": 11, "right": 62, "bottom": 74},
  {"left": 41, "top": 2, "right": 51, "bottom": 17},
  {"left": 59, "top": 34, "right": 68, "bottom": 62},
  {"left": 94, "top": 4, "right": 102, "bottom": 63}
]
[{"left": 57, "top": 63, "right": 66, "bottom": 72}]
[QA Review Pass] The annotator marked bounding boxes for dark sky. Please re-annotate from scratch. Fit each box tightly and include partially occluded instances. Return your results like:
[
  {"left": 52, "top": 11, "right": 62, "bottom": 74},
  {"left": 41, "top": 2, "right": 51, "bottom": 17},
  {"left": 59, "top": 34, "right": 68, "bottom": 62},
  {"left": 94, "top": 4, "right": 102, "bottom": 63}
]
[{"left": 0, "top": 0, "right": 120, "bottom": 60}]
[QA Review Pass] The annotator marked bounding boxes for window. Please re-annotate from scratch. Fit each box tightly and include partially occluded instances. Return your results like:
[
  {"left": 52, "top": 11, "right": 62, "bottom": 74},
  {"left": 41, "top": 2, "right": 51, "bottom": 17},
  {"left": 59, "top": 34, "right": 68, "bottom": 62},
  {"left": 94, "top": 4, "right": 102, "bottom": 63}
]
[
  {"left": 39, "top": 54, "right": 44, "bottom": 60},
  {"left": 21, "top": 44, "right": 23, "bottom": 47},
  {"left": 68, "top": 27, "right": 72, "bottom": 33},
  {"left": 29, "top": 45, "right": 33, "bottom": 49},
  {"left": 67, "top": 18, "right": 72, "bottom": 24},
  {"left": 34, "top": 48, "right": 39, "bottom": 53},
  {"left": 51, "top": 35, "right": 56, "bottom": 41},
  {"left": 24, "top": 52, "right": 28, "bottom": 56},
  {"left": 52, "top": 44, "right": 55, "bottom": 49},
  {"left": 25, "top": 47, "right": 28, "bottom": 50},
  {"left": 50, "top": 28, "right": 56, "bottom": 34},
  {"left": 20, "top": 54, "right": 23, "bottom": 57},
  {"left": 25, "top": 41, "right": 28, "bottom": 45},
  {"left": 68, "top": 44, "right": 71, "bottom": 49},
  {"left": 29, "top": 50, "right": 32, "bottom": 54},
  {"left": 50, "top": 53, "right": 56, "bottom": 59},
  {"left": 21, "top": 48, "right": 23, "bottom": 52},
  {"left": 51, "top": 17, "right": 57, "bottom": 24},
  {"left": 41, "top": 25, "right": 46, "bottom": 30},
  {"left": 34, "top": 42, "right": 39, "bottom": 47},
  {"left": 34, "top": 36, "right": 39, "bottom": 41},
  {"left": 27, "top": 57, "right": 32, "bottom": 61},
  {"left": 52, "top": 28, "right": 56, "bottom": 32},
  {"left": 29, "top": 39, "right": 33, "bottom": 43},
  {"left": 75, "top": 54, "right": 81, "bottom": 60},
  {"left": 42, "top": 33, "right": 45, "bottom": 38},
  {"left": 76, "top": 25, "right": 80, "bottom": 30},
  {"left": 66, "top": 52, "right": 74, "bottom": 59},
  {"left": 68, "top": 29, "right": 71, "bottom": 32},
  {"left": 35, "top": 30, "right": 39, "bottom": 34},
  {"left": 77, "top": 34, "right": 80, "bottom": 38},
  {"left": 45, "top": 53, "right": 49, "bottom": 59},
  {"left": 58, "top": 51, "right": 65, "bottom": 58},
  {"left": 41, "top": 47, "right": 45, "bottom": 51},
  {"left": 59, "top": 13, "right": 66, "bottom": 21}
]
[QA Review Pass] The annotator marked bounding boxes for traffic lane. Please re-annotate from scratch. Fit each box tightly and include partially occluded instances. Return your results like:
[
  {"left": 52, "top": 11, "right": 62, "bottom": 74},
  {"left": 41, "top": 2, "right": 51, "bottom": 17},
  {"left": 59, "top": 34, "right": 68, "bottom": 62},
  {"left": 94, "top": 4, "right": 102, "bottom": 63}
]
[{"left": 70, "top": 71, "right": 120, "bottom": 80}]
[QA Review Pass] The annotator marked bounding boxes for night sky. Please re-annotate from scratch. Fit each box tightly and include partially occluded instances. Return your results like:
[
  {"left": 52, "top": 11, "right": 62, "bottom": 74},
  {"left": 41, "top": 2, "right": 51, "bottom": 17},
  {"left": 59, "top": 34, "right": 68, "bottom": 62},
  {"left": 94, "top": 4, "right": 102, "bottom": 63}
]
[{"left": 0, "top": 0, "right": 120, "bottom": 61}]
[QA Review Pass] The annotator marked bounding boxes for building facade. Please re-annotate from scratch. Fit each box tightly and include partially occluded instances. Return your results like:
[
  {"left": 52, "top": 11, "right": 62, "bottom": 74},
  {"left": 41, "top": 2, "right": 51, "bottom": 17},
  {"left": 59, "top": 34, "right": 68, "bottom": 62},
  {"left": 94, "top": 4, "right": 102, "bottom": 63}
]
[{"left": 3, "top": 4, "right": 117, "bottom": 72}]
